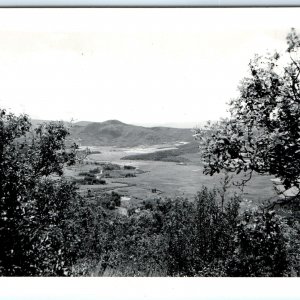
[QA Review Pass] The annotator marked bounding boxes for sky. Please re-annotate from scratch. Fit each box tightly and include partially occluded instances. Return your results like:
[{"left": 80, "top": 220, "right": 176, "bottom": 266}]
[{"left": 0, "top": 8, "right": 299, "bottom": 126}]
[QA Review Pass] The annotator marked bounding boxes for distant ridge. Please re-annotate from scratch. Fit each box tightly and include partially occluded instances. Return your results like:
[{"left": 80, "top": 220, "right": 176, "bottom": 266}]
[
  {"left": 69, "top": 119, "right": 194, "bottom": 147},
  {"left": 30, "top": 118, "right": 196, "bottom": 147},
  {"left": 100, "top": 119, "right": 125, "bottom": 125},
  {"left": 74, "top": 121, "right": 93, "bottom": 127},
  {"left": 133, "top": 121, "right": 208, "bottom": 129}
]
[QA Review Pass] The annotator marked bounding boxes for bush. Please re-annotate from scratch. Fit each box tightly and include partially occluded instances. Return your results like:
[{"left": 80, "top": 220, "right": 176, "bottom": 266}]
[
  {"left": 161, "top": 187, "right": 291, "bottom": 277},
  {"left": 162, "top": 188, "right": 240, "bottom": 276},
  {"left": 125, "top": 173, "right": 136, "bottom": 178},
  {"left": 227, "top": 210, "right": 289, "bottom": 276},
  {"left": 111, "top": 192, "right": 121, "bottom": 207},
  {"left": 78, "top": 174, "right": 106, "bottom": 185},
  {"left": 96, "top": 211, "right": 167, "bottom": 276},
  {"left": 103, "top": 163, "right": 121, "bottom": 171},
  {"left": 97, "top": 192, "right": 121, "bottom": 210},
  {"left": 89, "top": 167, "right": 100, "bottom": 174},
  {"left": 78, "top": 172, "right": 90, "bottom": 176},
  {"left": 124, "top": 165, "right": 136, "bottom": 170}
]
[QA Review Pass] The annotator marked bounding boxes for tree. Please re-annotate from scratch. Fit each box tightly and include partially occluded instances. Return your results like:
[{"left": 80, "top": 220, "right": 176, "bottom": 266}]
[
  {"left": 0, "top": 108, "right": 94, "bottom": 275},
  {"left": 195, "top": 28, "right": 300, "bottom": 190}
]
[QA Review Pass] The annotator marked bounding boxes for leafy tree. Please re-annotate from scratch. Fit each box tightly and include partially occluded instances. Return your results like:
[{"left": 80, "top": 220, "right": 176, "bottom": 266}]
[
  {"left": 195, "top": 28, "right": 300, "bottom": 190},
  {"left": 0, "top": 108, "right": 97, "bottom": 275}
]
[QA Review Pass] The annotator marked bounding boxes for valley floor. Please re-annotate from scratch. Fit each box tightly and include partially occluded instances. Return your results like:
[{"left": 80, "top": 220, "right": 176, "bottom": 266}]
[{"left": 64, "top": 143, "right": 278, "bottom": 209}]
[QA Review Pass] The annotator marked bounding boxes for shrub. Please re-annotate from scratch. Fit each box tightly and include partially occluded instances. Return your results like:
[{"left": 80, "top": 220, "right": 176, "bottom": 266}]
[
  {"left": 81, "top": 174, "right": 106, "bottom": 185},
  {"left": 89, "top": 167, "right": 100, "bottom": 174},
  {"left": 111, "top": 192, "right": 121, "bottom": 207},
  {"left": 125, "top": 173, "right": 136, "bottom": 178},
  {"left": 162, "top": 188, "right": 240, "bottom": 276},
  {"left": 78, "top": 172, "right": 90, "bottom": 176},
  {"left": 227, "top": 210, "right": 289, "bottom": 276},
  {"left": 103, "top": 163, "right": 121, "bottom": 171},
  {"left": 97, "top": 211, "right": 167, "bottom": 276},
  {"left": 97, "top": 192, "right": 121, "bottom": 210},
  {"left": 124, "top": 165, "right": 136, "bottom": 170}
]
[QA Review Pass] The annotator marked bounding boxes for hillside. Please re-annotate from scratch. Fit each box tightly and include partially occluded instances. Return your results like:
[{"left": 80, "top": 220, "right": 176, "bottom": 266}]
[{"left": 69, "top": 120, "right": 195, "bottom": 147}]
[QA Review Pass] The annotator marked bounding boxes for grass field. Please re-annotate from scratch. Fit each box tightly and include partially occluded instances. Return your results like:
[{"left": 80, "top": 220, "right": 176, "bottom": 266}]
[
  {"left": 121, "top": 141, "right": 199, "bottom": 163},
  {"left": 65, "top": 143, "right": 277, "bottom": 209}
]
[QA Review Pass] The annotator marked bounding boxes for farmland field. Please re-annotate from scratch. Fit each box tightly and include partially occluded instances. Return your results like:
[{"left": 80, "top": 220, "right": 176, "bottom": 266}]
[{"left": 64, "top": 142, "right": 278, "bottom": 209}]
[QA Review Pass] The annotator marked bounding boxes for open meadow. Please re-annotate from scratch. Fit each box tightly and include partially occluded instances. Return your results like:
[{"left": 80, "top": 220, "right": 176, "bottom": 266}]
[{"left": 64, "top": 143, "right": 278, "bottom": 210}]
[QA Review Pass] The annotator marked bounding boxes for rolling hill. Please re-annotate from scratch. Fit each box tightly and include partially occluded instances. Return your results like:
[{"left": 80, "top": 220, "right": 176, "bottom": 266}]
[{"left": 69, "top": 119, "right": 195, "bottom": 147}]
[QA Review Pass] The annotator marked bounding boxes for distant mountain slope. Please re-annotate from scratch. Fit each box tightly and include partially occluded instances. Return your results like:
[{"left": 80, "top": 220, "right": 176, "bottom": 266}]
[
  {"left": 69, "top": 120, "right": 194, "bottom": 147},
  {"left": 30, "top": 119, "right": 72, "bottom": 128},
  {"left": 74, "top": 121, "right": 93, "bottom": 127}
]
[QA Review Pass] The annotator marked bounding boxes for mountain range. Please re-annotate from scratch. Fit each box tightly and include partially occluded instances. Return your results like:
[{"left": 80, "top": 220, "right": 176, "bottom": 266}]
[
  {"left": 68, "top": 119, "right": 195, "bottom": 147},
  {"left": 31, "top": 119, "right": 196, "bottom": 147}
]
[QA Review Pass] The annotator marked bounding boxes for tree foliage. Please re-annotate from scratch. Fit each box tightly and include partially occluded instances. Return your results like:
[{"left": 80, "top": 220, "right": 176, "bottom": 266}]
[
  {"left": 164, "top": 188, "right": 241, "bottom": 276},
  {"left": 227, "top": 210, "right": 289, "bottom": 276},
  {"left": 162, "top": 188, "right": 290, "bottom": 276},
  {"left": 195, "top": 28, "right": 300, "bottom": 189},
  {"left": 0, "top": 108, "right": 97, "bottom": 275}
]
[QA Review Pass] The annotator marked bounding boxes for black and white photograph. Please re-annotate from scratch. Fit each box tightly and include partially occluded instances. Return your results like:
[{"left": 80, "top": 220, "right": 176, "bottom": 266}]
[{"left": 1, "top": 7, "right": 300, "bottom": 281}]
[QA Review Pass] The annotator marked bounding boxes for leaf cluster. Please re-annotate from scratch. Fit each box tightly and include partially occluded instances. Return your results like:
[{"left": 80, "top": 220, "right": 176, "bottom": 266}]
[{"left": 195, "top": 29, "right": 300, "bottom": 189}]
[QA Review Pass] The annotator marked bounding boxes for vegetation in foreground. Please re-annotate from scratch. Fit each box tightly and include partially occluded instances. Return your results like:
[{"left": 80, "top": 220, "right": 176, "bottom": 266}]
[
  {"left": 1, "top": 108, "right": 300, "bottom": 276},
  {"left": 1, "top": 29, "right": 300, "bottom": 276}
]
